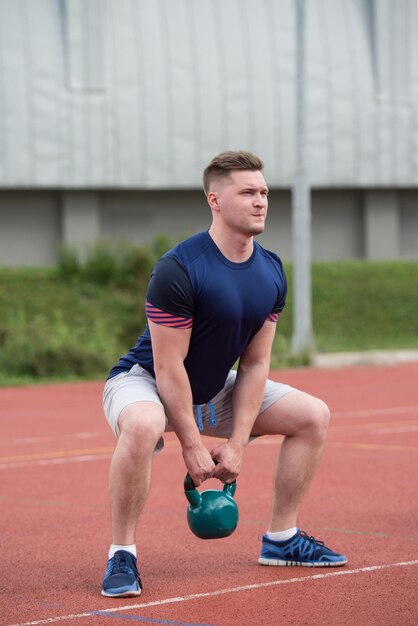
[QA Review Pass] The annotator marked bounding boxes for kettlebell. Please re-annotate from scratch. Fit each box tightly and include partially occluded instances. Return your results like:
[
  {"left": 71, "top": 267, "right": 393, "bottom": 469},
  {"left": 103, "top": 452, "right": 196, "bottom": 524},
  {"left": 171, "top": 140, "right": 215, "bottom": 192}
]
[{"left": 184, "top": 473, "right": 239, "bottom": 539}]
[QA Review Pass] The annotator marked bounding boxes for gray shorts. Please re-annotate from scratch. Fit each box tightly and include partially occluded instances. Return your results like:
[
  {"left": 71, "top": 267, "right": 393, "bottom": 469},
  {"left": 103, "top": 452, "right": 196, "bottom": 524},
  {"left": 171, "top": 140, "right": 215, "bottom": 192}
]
[{"left": 103, "top": 363, "right": 295, "bottom": 449}]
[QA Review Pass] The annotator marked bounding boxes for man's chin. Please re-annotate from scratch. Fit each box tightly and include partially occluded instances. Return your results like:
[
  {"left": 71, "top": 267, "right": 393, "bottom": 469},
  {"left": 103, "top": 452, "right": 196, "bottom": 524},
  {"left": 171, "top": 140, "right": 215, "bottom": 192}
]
[{"left": 250, "top": 224, "right": 265, "bottom": 236}]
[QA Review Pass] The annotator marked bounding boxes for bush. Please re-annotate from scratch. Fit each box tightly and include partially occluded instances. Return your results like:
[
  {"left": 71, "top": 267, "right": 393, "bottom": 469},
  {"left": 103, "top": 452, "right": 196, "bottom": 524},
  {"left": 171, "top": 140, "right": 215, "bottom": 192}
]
[
  {"left": 57, "top": 246, "right": 81, "bottom": 279},
  {"left": 1, "top": 252, "right": 418, "bottom": 385},
  {"left": 56, "top": 239, "right": 157, "bottom": 288},
  {"left": 152, "top": 233, "right": 178, "bottom": 259},
  {"left": 0, "top": 236, "right": 175, "bottom": 384},
  {"left": 82, "top": 241, "right": 119, "bottom": 285},
  {"left": 113, "top": 243, "right": 155, "bottom": 289},
  {"left": 0, "top": 308, "right": 118, "bottom": 378}
]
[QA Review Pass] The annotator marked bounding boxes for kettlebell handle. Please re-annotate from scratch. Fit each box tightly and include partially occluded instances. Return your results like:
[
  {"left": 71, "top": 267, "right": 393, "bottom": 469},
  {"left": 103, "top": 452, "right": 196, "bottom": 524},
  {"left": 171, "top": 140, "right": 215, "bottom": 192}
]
[
  {"left": 184, "top": 473, "right": 236, "bottom": 496},
  {"left": 184, "top": 473, "right": 197, "bottom": 492}
]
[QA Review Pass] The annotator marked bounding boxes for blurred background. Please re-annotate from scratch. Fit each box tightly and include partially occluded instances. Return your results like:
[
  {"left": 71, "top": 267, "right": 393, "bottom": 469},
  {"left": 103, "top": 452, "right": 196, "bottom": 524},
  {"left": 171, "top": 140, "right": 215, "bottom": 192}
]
[
  {"left": 0, "top": 0, "right": 417, "bottom": 265},
  {"left": 0, "top": 0, "right": 417, "bottom": 382}
]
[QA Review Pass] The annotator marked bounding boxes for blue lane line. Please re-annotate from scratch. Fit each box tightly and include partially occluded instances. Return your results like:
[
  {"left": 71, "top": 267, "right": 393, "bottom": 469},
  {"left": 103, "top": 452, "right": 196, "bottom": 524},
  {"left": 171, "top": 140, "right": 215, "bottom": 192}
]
[{"left": 89, "top": 612, "right": 218, "bottom": 626}]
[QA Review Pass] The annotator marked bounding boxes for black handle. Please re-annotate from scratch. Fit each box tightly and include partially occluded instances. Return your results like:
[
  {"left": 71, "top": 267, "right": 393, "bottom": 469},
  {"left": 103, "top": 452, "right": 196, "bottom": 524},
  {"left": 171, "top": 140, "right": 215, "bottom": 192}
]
[
  {"left": 184, "top": 473, "right": 196, "bottom": 491},
  {"left": 184, "top": 472, "right": 236, "bottom": 492}
]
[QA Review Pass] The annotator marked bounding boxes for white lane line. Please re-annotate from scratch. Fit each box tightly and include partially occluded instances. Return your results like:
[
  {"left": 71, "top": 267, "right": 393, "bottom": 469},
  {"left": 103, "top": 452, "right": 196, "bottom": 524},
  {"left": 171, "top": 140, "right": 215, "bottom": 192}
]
[
  {"left": 333, "top": 406, "right": 418, "bottom": 419},
  {"left": 2, "top": 405, "right": 417, "bottom": 470},
  {"left": 373, "top": 425, "right": 418, "bottom": 434},
  {"left": 12, "top": 433, "right": 102, "bottom": 444},
  {"left": 0, "top": 454, "right": 112, "bottom": 470},
  {"left": 8, "top": 560, "right": 418, "bottom": 626}
]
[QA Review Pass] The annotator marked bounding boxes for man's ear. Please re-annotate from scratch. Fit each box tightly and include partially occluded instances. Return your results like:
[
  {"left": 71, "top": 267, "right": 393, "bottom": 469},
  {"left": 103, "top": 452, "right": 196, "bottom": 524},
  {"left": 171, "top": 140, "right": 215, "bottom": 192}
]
[{"left": 207, "top": 191, "right": 220, "bottom": 212}]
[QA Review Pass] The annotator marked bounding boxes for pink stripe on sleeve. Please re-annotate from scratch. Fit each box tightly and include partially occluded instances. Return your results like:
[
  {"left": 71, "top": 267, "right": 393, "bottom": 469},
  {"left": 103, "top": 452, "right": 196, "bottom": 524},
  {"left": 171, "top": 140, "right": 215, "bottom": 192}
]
[
  {"left": 266, "top": 312, "right": 279, "bottom": 323},
  {"left": 146, "top": 300, "right": 193, "bottom": 329}
]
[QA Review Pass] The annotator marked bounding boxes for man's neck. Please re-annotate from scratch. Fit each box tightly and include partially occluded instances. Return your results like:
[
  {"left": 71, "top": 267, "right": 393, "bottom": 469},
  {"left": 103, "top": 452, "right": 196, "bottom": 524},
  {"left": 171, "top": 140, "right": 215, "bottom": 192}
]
[{"left": 208, "top": 226, "right": 254, "bottom": 263}]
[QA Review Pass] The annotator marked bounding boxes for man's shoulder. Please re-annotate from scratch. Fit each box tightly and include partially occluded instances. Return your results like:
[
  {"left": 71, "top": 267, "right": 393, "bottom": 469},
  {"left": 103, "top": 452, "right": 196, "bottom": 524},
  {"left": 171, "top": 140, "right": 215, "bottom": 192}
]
[
  {"left": 164, "top": 231, "right": 211, "bottom": 267},
  {"left": 255, "top": 242, "right": 284, "bottom": 270}
]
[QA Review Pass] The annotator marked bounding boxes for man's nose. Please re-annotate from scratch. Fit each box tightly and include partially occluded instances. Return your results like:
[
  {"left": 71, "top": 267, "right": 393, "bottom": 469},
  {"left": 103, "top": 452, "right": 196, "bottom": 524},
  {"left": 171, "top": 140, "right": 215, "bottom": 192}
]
[{"left": 254, "top": 193, "right": 266, "bottom": 205}]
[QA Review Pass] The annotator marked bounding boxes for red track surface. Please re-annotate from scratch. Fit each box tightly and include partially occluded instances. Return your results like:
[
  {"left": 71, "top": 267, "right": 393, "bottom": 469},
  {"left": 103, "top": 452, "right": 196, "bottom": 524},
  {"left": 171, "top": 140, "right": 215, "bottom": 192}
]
[{"left": 1, "top": 363, "right": 418, "bottom": 626}]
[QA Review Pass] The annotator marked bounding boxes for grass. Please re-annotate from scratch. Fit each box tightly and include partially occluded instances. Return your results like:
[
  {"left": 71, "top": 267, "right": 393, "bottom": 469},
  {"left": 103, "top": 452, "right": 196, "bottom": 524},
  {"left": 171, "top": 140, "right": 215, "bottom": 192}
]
[
  {"left": 0, "top": 268, "right": 145, "bottom": 384},
  {"left": 1, "top": 259, "right": 417, "bottom": 385},
  {"left": 266, "top": 260, "right": 418, "bottom": 368},
  {"left": 313, "top": 260, "right": 418, "bottom": 350}
]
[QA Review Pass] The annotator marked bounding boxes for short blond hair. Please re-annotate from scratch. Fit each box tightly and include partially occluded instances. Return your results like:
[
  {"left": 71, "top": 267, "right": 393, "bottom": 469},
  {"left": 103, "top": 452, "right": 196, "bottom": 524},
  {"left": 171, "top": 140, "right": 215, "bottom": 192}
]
[{"left": 203, "top": 150, "right": 264, "bottom": 195}]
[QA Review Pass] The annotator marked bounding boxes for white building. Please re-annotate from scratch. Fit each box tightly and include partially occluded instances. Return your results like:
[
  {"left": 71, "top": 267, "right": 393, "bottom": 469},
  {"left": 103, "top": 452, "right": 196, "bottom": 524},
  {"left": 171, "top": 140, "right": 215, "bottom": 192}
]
[{"left": 0, "top": 0, "right": 417, "bottom": 265}]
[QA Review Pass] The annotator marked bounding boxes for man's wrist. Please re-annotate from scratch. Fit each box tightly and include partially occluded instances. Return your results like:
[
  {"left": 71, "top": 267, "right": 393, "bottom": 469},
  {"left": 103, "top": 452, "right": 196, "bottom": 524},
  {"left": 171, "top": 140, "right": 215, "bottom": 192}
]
[
  {"left": 180, "top": 433, "right": 204, "bottom": 451},
  {"left": 227, "top": 437, "right": 247, "bottom": 451}
]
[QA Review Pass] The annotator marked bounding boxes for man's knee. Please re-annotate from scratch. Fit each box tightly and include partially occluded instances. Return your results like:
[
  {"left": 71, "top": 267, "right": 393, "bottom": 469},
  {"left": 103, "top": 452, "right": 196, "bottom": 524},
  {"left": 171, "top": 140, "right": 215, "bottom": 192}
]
[
  {"left": 302, "top": 397, "right": 330, "bottom": 437},
  {"left": 118, "top": 402, "right": 166, "bottom": 452}
]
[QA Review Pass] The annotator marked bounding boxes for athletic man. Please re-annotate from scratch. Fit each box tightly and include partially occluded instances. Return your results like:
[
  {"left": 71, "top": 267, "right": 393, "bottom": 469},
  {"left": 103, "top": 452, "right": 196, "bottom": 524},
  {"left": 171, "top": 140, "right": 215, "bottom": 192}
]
[{"left": 101, "top": 150, "right": 347, "bottom": 597}]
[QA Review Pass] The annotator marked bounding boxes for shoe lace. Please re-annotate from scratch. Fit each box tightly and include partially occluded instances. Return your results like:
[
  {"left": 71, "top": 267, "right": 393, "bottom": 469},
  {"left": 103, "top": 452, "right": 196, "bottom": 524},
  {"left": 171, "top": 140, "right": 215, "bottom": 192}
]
[
  {"left": 299, "top": 530, "right": 325, "bottom": 558},
  {"left": 109, "top": 551, "right": 137, "bottom": 576},
  {"left": 300, "top": 530, "right": 325, "bottom": 546}
]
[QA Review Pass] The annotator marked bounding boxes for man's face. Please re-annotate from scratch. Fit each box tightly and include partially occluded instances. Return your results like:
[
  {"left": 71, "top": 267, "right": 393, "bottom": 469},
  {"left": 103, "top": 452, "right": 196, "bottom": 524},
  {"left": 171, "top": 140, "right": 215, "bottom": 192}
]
[{"left": 209, "top": 170, "right": 269, "bottom": 236}]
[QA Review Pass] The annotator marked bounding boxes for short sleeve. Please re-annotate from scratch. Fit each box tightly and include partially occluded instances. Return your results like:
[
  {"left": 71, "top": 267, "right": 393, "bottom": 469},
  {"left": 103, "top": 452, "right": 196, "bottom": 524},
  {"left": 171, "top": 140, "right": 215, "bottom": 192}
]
[
  {"left": 146, "top": 256, "right": 194, "bottom": 328},
  {"left": 267, "top": 259, "right": 287, "bottom": 322}
]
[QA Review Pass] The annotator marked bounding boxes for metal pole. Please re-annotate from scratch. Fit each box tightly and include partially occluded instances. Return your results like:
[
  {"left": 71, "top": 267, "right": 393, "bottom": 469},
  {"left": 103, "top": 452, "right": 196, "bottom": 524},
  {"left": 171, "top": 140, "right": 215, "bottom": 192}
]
[{"left": 291, "top": 0, "right": 313, "bottom": 356}]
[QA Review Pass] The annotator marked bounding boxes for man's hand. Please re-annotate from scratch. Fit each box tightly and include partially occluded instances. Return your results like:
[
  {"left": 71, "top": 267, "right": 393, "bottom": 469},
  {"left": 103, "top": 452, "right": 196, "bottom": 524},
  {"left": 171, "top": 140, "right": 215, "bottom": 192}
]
[
  {"left": 182, "top": 444, "right": 216, "bottom": 487},
  {"left": 210, "top": 441, "right": 245, "bottom": 483}
]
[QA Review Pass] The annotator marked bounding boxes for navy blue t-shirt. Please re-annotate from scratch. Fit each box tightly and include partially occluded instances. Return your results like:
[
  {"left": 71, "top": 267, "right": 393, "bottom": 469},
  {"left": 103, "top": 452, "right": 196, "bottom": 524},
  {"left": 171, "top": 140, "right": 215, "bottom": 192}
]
[{"left": 108, "top": 231, "right": 287, "bottom": 404}]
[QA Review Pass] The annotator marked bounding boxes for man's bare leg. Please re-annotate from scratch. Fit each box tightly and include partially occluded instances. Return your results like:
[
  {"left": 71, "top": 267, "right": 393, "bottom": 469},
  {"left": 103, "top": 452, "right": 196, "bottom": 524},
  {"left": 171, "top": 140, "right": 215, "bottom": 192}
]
[
  {"left": 253, "top": 390, "right": 347, "bottom": 566},
  {"left": 253, "top": 390, "right": 329, "bottom": 531},
  {"left": 102, "top": 402, "right": 166, "bottom": 597},
  {"left": 109, "top": 401, "right": 166, "bottom": 544}
]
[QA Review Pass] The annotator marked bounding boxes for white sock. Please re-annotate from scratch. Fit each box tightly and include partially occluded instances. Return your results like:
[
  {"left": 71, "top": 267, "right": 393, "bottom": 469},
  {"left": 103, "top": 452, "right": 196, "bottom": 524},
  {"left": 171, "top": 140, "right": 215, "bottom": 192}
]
[
  {"left": 108, "top": 544, "right": 137, "bottom": 559},
  {"left": 266, "top": 527, "right": 298, "bottom": 542}
]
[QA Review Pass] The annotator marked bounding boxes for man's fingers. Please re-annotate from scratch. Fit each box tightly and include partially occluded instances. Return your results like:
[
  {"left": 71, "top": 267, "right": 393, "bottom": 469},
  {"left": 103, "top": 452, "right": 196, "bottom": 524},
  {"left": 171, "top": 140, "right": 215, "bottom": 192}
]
[
  {"left": 212, "top": 463, "right": 238, "bottom": 483},
  {"left": 191, "top": 464, "right": 216, "bottom": 487}
]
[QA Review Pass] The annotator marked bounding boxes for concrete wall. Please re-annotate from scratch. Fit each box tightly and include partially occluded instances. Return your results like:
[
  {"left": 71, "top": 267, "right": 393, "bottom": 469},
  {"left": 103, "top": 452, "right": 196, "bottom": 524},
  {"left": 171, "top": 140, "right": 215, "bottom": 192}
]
[
  {"left": 400, "top": 191, "right": 418, "bottom": 259},
  {"left": 312, "top": 191, "right": 364, "bottom": 260},
  {"left": 0, "top": 191, "right": 60, "bottom": 265},
  {"left": 1, "top": 2, "right": 417, "bottom": 268},
  {"left": 0, "top": 0, "right": 417, "bottom": 189},
  {"left": 101, "top": 191, "right": 210, "bottom": 246},
  {"left": 1, "top": 188, "right": 417, "bottom": 266}
]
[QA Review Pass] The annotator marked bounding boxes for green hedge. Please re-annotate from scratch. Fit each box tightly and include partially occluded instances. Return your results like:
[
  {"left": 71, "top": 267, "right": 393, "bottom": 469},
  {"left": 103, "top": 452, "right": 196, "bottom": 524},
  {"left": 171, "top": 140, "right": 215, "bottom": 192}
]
[
  {"left": 0, "top": 237, "right": 175, "bottom": 384},
  {"left": 1, "top": 241, "right": 417, "bottom": 385}
]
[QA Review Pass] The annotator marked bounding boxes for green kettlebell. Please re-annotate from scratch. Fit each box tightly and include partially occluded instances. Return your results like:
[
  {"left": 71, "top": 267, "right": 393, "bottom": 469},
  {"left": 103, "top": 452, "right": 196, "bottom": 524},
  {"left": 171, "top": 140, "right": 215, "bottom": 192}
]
[{"left": 184, "top": 473, "right": 239, "bottom": 539}]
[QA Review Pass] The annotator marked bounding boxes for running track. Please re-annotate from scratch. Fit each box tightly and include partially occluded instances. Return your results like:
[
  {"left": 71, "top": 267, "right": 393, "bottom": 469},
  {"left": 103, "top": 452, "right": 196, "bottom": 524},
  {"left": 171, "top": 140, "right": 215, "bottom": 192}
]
[{"left": 1, "top": 363, "right": 417, "bottom": 626}]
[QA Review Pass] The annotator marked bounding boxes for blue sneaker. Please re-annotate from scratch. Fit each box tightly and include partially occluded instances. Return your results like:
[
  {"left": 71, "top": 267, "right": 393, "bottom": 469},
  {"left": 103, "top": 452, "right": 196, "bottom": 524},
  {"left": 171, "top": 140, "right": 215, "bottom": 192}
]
[
  {"left": 101, "top": 550, "right": 142, "bottom": 597},
  {"left": 258, "top": 530, "right": 348, "bottom": 567}
]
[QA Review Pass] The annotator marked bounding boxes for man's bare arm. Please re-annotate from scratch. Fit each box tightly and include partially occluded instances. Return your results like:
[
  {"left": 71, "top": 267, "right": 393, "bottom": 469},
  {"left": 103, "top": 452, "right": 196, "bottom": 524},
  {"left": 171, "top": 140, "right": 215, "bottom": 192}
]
[
  {"left": 211, "top": 319, "right": 277, "bottom": 482},
  {"left": 148, "top": 320, "right": 215, "bottom": 485}
]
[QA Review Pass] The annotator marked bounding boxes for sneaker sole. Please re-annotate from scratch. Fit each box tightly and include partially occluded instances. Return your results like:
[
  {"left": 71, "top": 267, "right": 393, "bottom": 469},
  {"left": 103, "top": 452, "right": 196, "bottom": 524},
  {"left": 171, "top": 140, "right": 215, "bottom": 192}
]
[
  {"left": 101, "top": 588, "right": 142, "bottom": 597},
  {"left": 258, "top": 557, "right": 347, "bottom": 567}
]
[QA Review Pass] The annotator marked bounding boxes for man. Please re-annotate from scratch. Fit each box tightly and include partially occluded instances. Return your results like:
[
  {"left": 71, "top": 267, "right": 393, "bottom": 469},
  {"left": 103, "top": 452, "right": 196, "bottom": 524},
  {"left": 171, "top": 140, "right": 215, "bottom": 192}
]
[{"left": 101, "top": 150, "right": 347, "bottom": 597}]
